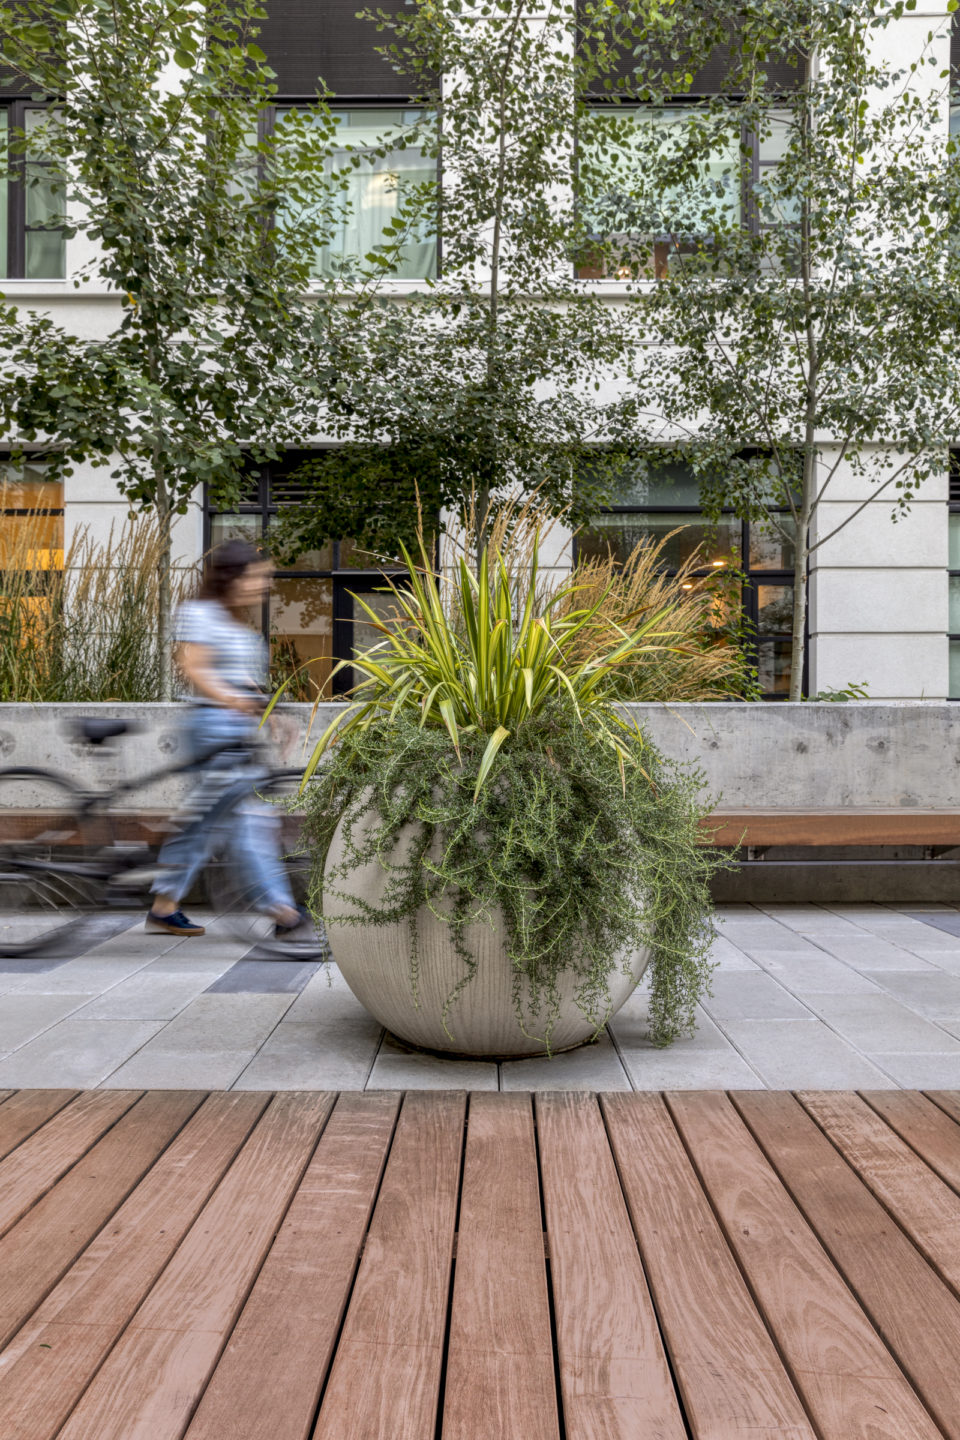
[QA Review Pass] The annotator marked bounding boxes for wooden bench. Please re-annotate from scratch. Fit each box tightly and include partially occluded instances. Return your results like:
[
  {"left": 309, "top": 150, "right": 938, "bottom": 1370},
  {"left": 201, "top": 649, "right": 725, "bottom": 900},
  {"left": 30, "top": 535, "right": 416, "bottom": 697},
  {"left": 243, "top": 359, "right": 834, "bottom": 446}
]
[{"left": 703, "top": 810, "right": 960, "bottom": 848}]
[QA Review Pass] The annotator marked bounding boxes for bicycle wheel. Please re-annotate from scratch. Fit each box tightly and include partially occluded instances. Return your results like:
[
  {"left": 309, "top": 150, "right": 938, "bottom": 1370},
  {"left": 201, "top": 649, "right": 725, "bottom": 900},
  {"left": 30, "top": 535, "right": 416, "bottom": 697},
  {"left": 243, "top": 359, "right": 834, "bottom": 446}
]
[
  {"left": 0, "top": 769, "right": 105, "bottom": 957},
  {"left": 204, "top": 771, "right": 330, "bottom": 961}
]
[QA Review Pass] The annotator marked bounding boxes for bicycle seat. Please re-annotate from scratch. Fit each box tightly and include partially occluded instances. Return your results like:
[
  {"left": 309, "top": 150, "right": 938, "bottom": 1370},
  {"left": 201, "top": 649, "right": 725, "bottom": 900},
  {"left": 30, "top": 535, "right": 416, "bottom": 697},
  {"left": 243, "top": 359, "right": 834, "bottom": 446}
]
[{"left": 71, "top": 718, "right": 131, "bottom": 746}]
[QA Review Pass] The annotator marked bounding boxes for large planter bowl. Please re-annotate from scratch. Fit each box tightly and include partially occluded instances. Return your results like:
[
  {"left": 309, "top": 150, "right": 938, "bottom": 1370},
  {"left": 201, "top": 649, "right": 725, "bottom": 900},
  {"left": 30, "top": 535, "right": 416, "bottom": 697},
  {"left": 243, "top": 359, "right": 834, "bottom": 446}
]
[{"left": 323, "top": 811, "right": 651, "bottom": 1058}]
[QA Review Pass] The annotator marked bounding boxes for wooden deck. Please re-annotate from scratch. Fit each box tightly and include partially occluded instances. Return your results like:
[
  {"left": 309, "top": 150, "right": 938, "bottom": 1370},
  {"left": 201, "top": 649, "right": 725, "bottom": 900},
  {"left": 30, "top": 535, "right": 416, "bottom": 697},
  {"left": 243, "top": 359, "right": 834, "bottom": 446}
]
[{"left": 0, "top": 1089, "right": 959, "bottom": 1439}]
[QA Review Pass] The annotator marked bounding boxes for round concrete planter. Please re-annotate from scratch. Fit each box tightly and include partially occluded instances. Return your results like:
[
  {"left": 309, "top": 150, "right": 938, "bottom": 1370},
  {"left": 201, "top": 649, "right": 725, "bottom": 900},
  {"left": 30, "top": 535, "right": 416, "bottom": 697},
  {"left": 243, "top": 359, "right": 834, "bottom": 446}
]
[{"left": 323, "top": 811, "right": 651, "bottom": 1058}]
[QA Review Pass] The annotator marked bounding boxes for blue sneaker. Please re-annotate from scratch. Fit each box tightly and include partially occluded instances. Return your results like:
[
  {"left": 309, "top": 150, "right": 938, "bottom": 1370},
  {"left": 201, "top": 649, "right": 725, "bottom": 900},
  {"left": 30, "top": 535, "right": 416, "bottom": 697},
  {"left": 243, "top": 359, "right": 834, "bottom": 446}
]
[{"left": 145, "top": 909, "right": 206, "bottom": 936}]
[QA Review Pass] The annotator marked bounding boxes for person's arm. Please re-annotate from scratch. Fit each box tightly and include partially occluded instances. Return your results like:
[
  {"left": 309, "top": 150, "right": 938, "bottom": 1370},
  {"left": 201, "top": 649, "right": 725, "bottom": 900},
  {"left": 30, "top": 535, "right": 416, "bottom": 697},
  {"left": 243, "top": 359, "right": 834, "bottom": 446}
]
[{"left": 176, "top": 643, "right": 262, "bottom": 714}]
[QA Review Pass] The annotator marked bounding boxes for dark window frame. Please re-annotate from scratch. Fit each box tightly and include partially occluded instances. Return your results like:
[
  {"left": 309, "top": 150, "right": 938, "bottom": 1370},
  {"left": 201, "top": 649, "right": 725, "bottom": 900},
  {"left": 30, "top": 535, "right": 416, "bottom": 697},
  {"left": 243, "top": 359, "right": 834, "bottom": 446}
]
[
  {"left": 949, "top": 454, "right": 960, "bottom": 700},
  {"left": 576, "top": 96, "right": 796, "bottom": 279},
  {"left": 0, "top": 98, "right": 65, "bottom": 280},
  {"left": 573, "top": 494, "right": 805, "bottom": 699},
  {"left": 203, "top": 455, "right": 406, "bottom": 696}
]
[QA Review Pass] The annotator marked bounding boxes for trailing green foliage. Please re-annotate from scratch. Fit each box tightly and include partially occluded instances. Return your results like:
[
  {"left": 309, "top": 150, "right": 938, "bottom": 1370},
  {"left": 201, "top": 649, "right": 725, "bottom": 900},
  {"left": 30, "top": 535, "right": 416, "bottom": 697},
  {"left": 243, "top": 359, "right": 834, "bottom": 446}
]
[{"left": 301, "top": 713, "right": 724, "bottom": 1049}]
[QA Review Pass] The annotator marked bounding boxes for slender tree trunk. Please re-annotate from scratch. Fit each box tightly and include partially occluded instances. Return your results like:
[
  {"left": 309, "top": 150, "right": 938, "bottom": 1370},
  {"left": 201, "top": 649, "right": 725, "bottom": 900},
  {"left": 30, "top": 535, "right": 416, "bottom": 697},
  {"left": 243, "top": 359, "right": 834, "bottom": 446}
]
[
  {"left": 789, "top": 53, "right": 818, "bottom": 703},
  {"left": 788, "top": 480, "right": 812, "bottom": 702},
  {"left": 155, "top": 469, "right": 174, "bottom": 702}
]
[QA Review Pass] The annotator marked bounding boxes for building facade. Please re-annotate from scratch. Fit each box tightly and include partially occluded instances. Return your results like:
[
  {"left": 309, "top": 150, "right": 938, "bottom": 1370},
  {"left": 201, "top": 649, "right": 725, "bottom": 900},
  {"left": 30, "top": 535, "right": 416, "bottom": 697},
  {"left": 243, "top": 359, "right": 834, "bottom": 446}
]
[{"left": 1, "top": 0, "right": 956, "bottom": 700}]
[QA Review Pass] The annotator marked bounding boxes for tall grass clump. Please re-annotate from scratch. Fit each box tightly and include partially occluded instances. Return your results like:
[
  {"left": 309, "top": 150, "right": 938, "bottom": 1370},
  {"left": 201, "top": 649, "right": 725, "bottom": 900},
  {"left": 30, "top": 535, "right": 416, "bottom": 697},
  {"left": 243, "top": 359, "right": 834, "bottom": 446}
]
[
  {"left": 0, "top": 502, "right": 189, "bottom": 701},
  {"left": 440, "top": 490, "right": 755, "bottom": 701}
]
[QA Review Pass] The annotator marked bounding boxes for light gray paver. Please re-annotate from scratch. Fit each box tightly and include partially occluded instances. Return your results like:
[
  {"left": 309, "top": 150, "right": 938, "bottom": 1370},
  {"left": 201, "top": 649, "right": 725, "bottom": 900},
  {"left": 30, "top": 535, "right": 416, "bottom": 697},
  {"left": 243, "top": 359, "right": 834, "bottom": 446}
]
[
  {"left": 716, "top": 1018, "right": 897, "bottom": 1089},
  {"left": 863, "top": 1052, "right": 960, "bottom": 1087},
  {"left": 707, "top": 937, "right": 760, "bottom": 971},
  {"left": 813, "top": 934, "right": 938, "bottom": 971},
  {"left": 750, "top": 951, "right": 882, "bottom": 995},
  {"left": 610, "top": 1001, "right": 733, "bottom": 1052},
  {"left": 367, "top": 1038, "right": 499, "bottom": 1091},
  {"left": 802, "top": 993, "right": 960, "bottom": 1053},
  {"left": 700, "top": 971, "right": 811, "bottom": 1021},
  {"left": 618, "top": 1045, "right": 765, "bottom": 1090},
  {"left": 75, "top": 970, "right": 224, "bottom": 1020},
  {"left": 500, "top": 1035, "right": 631, "bottom": 1091},
  {"left": 96, "top": 993, "right": 292, "bottom": 1089},
  {"left": 0, "top": 1017, "right": 165, "bottom": 1087},
  {"left": 863, "top": 970, "right": 960, "bottom": 1020},
  {"left": 0, "top": 992, "right": 96, "bottom": 1052},
  {"left": 235, "top": 1021, "right": 383, "bottom": 1090}
]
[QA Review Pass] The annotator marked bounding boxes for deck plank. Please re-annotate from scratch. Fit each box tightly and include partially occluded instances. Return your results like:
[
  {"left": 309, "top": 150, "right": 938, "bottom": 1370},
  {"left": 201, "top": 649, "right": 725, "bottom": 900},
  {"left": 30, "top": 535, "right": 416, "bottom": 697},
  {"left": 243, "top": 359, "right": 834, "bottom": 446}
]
[
  {"left": 602, "top": 1092, "right": 815, "bottom": 1440},
  {"left": 536, "top": 1091, "right": 687, "bottom": 1440},
  {"left": 734, "top": 1090, "right": 960, "bottom": 1440},
  {"left": 0, "top": 1090, "right": 76, "bottom": 1161},
  {"left": 0, "top": 1091, "right": 141, "bottom": 1237},
  {"left": 799, "top": 1090, "right": 960, "bottom": 1296},
  {"left": 312, "top": 1090, "right": 465, "bottom": 1440},
  {"left": 186, "top": 1091, "right": 400, "bottom": 1440},
  {"left": 927, "top": 1091, "right": 960, "bottom": 1127},
  {"left": 860, "top": 1090, "right": 960, "bottom": 1193},
  {"left": 55, "top": 1092, "right": 334, "bottom": 1440},
  {"left": 0, "top": 1092, "right": 267, "bottom": 1440},
  {"left": 669, "top": 1091, "right": 941, "bottom": 1440},
  {"left": 442, "top": 1094, "right": 559, "bottom": 1440},
  {"left": 0, "top": 1089, "right": 205, "bottom": 1350}
]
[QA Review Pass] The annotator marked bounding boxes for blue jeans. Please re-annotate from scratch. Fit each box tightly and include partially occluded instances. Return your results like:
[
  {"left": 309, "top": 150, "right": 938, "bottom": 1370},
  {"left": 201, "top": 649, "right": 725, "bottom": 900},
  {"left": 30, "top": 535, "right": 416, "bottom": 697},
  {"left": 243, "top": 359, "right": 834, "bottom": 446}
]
[{"left": 151, "top": 707, "right": 294, "bottom": 912}]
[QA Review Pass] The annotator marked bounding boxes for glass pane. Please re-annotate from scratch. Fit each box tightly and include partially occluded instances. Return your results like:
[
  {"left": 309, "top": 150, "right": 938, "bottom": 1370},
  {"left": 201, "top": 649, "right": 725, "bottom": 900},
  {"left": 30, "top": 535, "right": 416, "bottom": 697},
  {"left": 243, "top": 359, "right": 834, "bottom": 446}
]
[
  {"left": 270, "top": 577, "right": 334, "bottom": 698},
  {"left": 25, "top": 228, "right": 65, "bottom": 279},
  {"left": 578, "top": 512, "right": 741, "bottom": 570},
  {"left": 758, "top": 109, "right": 793, "bottom": 164},
  {"left": 949, "top": 576, "right": 960, "bottom": 634},
  {"left": 272, "top": 542, "right": 335, "bottom": 572},
  {"left": 210, "top": 514, "right": 262, "bottom": 549},
  {"left": 756, "top": 584, "right": 793, "bottom": 633},
  {"left": 24, "top": 167, "right": 61, "bottom": 226},
  {"left": 0, "top": 460, "right": 60, "bottom": 509},
  {"left": 580, "top": 105, "right": 742, "bottom": 242},
  {"left": 756, "top": 637, "right": 793, "bottom": 695},
  {"left": 603, "top": 462, "right": 702, "bottom": 508},
  {"left": 950, "top": 640, "right": 960, "bottom": 700},
  {"left": 0, "top": 511, "right": 63, "bottom": 568},
  {"left": 950, "top": 514, "right": 960, "bottom": 570},
  {"left": 749, "top": 516, "right": 796, "bottom": 570},
  {"left": 277, "top": 106, "right": 437, "bottom": 282},
  {"left": 346, "top": 585, "right": 399, "bottom": 661}
]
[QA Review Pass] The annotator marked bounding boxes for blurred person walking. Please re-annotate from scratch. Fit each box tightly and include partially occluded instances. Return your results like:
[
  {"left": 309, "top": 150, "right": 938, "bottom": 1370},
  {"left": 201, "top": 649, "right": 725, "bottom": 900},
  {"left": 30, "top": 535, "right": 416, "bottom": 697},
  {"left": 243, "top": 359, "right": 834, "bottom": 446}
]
[{"left": 146, "top": 539, "right": 303, "bottom": 937}]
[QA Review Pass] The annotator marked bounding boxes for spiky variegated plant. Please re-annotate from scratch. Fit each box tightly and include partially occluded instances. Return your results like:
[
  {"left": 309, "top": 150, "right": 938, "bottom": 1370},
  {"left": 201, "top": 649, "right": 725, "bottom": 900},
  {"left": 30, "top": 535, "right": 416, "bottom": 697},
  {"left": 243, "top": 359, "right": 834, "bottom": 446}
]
[
  {"left": 285, "top": 536, "right": 726, "bottom": 1049},
  {"left": 296, "top": 536, "right": 686, "bottom": 795}
]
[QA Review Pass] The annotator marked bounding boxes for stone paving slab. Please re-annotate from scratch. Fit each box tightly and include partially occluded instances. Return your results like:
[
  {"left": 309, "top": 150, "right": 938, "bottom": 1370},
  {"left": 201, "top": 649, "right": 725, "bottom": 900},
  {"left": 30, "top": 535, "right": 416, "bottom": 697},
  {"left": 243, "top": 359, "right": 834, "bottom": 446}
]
[{"left": 5, "top": 903, "right": 960, "bottom": 1088}]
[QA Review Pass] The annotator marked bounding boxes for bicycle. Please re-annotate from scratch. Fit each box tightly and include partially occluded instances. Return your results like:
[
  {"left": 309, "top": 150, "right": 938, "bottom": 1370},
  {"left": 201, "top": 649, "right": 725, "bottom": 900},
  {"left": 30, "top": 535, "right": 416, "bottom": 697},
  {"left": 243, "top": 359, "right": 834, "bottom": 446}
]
[{"left": 0, "top": 715, "right": 329, "bottom": 961}]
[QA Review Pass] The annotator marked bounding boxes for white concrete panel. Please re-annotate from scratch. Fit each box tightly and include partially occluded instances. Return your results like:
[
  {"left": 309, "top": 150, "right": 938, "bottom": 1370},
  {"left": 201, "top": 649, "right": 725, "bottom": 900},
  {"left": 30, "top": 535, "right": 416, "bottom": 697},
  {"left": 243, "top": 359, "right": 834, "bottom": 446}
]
[
  {"left": 64, "top": 502, "right": 204, "bottom": 570},
  {"left": 813, "top": 452, "right": 948, "bottom": 505},
  {"left": 811, "top": 632, "right": 948, "bottom": 700},
  {"left": 811, "top": 499, "right": 946, "bottom": 569},
  {"left": 809, "top": 567, "right": 946, "bottom": 636}
]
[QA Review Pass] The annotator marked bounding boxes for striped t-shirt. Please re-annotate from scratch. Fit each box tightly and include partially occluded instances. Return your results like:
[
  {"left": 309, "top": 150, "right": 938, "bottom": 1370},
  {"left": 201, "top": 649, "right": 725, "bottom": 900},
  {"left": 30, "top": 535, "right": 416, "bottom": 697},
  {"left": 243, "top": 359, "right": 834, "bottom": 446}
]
[{"left": 175, "top": 599, "right": 268, "bottom": 698}]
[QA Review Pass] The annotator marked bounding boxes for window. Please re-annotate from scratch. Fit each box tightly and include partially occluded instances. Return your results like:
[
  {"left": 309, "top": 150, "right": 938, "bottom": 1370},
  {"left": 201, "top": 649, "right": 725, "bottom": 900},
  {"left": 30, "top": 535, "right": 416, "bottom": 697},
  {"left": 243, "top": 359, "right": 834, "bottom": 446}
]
[
  {"left": 205, "top": 456, "right": 403, "bottom": 698},
  {"left": 0, "top": 103, "right": 65, "bottom": 279},
  {"left": 576, "top": 461, "right": 799, "bottom": 696},
  {"left": 949, "top": 458, "right": 960, "bottom": 700},
  {"left": 577, "top": 103, "right": 794, "bottom": 279},
  {"left": 271, "top": 106, "right": 436, "bottom": 281},
  {"left": 0, "top": 458, "right": 63, "bottom": 643}
]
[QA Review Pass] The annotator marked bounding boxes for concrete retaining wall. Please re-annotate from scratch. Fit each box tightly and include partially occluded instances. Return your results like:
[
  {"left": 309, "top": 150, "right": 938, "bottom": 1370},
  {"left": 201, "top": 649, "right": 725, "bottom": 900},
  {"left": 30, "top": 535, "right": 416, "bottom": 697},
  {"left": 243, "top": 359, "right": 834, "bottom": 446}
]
[{"left": 0, "top": 700, "right": 956, "bottom": 811}]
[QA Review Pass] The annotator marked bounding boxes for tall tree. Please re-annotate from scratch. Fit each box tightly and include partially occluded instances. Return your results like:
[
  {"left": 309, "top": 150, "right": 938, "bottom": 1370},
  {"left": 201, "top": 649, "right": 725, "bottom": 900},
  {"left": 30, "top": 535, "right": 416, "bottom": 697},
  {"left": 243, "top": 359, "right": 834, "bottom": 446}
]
[
  {"left": 0, "top": 0, "right": 383, "bottom": 693},
  {"left": 272, "top": 0, "right": 637, "bottom": 565},
  {"left": 586, "top": 0, "right": 960, "bottom": 697}
]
